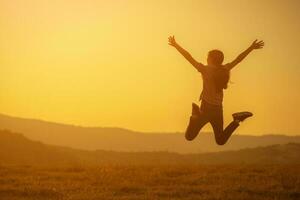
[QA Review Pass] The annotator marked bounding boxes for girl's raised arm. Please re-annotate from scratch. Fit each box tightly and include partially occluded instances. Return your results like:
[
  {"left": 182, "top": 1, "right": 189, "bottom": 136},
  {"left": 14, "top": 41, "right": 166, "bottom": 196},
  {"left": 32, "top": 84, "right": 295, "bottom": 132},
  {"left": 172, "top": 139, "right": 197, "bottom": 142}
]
[
  {"left": 225, "top": 40, "right": 264, "bottom": 70},
  {"left": 168, "top": 36, "right": 205, "bottom": 73}
]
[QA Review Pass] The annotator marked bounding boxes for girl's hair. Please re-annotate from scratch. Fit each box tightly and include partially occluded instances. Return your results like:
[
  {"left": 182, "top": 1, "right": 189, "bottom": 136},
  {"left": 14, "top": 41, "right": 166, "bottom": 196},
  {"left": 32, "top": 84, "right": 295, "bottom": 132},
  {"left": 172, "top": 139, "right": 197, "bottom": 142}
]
[
  {"left": 208, "top": 50, "right": 230, "bottom": 91},
  {"left": 208, "top": 50, "right": 224, "bottom": 65}
]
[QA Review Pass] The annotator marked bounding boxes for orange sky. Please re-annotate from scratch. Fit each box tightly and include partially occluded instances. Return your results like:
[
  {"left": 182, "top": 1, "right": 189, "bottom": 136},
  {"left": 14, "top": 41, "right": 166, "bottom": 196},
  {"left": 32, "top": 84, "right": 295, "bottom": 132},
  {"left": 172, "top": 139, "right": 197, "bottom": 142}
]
[{"left": 0, "top": 0, "right": 299, "bottom": 135}]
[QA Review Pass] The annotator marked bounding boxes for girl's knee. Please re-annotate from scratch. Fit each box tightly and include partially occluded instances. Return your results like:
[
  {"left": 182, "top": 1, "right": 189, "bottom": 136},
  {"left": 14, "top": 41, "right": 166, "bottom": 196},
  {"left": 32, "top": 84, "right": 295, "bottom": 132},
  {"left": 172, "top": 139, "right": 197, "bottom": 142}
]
[
  {"left": 185, "top": 132, "right": 196, "bottom": 141},
  {"left": 215, "top": 137, "right": 226, "bottom": 145}
]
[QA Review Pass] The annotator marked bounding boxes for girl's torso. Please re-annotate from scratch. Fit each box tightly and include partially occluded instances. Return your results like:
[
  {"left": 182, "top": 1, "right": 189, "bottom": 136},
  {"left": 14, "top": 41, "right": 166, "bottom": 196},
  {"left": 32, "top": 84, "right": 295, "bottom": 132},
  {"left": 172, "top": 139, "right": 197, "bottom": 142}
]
[{"left": 200, "top": 65, "right": 225, "bottom": 106}]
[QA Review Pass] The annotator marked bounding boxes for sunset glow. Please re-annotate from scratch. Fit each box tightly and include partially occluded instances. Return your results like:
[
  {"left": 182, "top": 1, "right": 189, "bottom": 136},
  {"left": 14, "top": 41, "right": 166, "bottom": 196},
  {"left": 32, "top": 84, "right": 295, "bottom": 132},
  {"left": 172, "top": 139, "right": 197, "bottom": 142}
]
[{"left": 0, "top": 0, "right": 299, "bottom": 135}]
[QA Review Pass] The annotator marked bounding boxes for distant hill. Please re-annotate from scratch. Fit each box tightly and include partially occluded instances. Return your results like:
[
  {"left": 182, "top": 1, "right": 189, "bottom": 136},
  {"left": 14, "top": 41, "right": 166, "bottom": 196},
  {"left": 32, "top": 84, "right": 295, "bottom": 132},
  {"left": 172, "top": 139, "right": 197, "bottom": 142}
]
[
  {"left": 1, "top": 130, "right": 300, "bottom": 166},
  {"left": 0, "top": 113, "right": 300, "bottom": 153}
]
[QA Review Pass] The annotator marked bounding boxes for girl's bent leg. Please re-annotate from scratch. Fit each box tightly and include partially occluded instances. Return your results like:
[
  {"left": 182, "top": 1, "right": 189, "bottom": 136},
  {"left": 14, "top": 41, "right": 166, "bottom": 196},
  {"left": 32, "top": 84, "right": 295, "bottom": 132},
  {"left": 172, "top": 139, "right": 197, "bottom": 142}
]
[
  {"left": 185, "top": 112, "right": 208, "bottom": 141},
  {"left": 221, "top": 121, "right": 240, "bottom": 144},
  {"left": 211, "top": 116, "right": 239, "bottom": 145}
]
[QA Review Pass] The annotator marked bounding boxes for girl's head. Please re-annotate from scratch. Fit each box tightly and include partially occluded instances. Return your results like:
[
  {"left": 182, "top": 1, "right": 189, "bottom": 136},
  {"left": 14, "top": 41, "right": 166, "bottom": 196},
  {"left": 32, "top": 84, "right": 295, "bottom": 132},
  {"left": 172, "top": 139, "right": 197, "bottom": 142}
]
[{"left": 207, "top": 50, "right": 224, "bottom": 66}]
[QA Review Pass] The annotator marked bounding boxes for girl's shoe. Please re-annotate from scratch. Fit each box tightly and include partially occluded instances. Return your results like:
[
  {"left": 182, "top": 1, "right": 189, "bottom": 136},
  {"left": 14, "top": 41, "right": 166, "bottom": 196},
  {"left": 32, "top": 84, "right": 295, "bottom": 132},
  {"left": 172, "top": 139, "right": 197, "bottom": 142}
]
[
  {"left": 192, "top": 103, "right": 200, "bottom": 116},
  {"left": 232, "top": 112, "right": 253, "bottom": 122}
]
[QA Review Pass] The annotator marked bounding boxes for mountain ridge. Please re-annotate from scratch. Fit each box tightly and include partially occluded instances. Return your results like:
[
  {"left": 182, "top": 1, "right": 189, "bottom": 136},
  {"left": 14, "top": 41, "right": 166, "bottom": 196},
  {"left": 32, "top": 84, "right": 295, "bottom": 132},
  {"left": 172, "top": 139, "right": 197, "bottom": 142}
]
[
  {"left": 1, "top": 130, "right": 300, "bottom": 166},
  {"left": 1, "top": 113, "right": 300, "bottom": 153}
]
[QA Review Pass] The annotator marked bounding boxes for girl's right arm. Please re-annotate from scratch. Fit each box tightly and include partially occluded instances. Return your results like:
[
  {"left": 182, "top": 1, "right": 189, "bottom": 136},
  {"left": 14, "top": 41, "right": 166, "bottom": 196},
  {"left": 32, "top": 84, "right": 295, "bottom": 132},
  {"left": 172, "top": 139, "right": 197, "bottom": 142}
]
[
  {"left": 168, "top": 35, "right": 205, "bottom": 73},
  {"left": 226, "top": 40, "right": 264, "bottom": 70}
]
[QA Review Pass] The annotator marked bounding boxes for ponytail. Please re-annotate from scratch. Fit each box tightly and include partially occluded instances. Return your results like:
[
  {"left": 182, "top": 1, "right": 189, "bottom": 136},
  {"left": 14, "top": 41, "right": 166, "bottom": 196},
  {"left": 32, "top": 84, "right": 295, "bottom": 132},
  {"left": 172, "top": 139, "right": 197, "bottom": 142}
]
[{"left": 215, "top": 67, "right": 230, "bottom": 92}]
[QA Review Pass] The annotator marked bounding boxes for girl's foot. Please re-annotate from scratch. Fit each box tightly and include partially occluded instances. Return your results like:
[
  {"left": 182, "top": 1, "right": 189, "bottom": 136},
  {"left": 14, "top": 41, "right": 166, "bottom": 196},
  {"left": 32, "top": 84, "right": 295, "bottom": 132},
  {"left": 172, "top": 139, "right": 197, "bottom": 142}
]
[
  {"left": 192, "top": 103, "right": 200, "bottom": 116},
  {"left": 232, "top": 112, "right": 253, "bottom": 123}
]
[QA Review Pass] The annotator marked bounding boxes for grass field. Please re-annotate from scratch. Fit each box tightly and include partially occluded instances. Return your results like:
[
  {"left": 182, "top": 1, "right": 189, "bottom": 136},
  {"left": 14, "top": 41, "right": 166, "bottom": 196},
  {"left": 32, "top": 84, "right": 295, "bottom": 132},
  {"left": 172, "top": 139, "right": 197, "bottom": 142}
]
[{"left": 0, "top": 164, "right": 299, "bottom": 200}]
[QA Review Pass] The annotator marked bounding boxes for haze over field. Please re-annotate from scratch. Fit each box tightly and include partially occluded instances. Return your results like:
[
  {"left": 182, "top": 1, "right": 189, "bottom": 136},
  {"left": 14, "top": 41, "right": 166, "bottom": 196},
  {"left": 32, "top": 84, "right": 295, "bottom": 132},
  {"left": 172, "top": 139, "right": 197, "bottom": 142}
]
[
  {"left": 1, "top": 113, "right": 300, "bottom": 153},
  {"left": 1, "top": 129, "right": 300, "bottom": 166},
  {"left": 0, "top": 0, "right": 300, "bottom": 135}
]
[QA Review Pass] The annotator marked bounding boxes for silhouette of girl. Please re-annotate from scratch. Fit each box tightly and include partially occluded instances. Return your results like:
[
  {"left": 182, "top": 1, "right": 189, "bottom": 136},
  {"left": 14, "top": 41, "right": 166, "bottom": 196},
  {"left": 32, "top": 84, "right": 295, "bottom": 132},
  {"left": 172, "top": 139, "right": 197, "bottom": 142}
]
[{"left": 168, "top": 36, "right": 264, "bottom": 145}]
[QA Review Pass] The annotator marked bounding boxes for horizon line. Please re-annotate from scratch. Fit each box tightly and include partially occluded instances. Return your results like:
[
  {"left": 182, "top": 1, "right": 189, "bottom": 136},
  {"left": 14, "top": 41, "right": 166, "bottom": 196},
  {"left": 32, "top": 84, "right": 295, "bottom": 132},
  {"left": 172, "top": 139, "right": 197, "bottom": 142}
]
[{"left": 0, "top": 112, "right": 299, "bottom": 137}]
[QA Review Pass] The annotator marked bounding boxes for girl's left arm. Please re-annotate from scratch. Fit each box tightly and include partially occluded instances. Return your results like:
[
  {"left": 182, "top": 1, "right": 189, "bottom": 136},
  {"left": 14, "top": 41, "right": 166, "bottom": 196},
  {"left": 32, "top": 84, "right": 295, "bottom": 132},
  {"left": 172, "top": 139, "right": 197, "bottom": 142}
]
[{"left": 226, "top": 40, "right": 264, "bottom": 70}]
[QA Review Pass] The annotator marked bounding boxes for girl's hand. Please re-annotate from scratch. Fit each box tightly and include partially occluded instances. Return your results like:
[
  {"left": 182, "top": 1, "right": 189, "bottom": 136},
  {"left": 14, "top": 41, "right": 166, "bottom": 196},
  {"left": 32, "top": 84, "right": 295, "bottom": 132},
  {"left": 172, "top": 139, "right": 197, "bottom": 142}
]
[
  {"left": 251, "top": 40, "right": 264, "bottom": 49},
  {"left": 168, "top": 35, "right": 177, "bottom": 47}
]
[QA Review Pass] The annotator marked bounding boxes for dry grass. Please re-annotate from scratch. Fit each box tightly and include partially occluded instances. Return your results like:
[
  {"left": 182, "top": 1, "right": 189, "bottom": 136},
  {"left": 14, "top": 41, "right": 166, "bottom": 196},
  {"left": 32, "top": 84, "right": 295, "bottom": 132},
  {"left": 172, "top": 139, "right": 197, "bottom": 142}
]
[{"left": 0, "top": 164, "right": 299, "bottom": 200}]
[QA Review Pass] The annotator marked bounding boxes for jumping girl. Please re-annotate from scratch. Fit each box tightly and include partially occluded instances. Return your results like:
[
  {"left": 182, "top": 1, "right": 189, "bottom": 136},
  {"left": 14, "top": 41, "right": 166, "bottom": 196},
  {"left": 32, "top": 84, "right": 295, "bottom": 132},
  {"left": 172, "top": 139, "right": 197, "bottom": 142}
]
[{"left": 168, "top": 36, "right": 264, "bottom": 145}]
